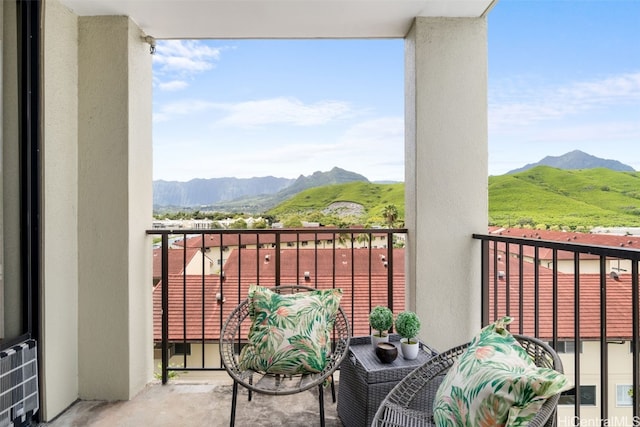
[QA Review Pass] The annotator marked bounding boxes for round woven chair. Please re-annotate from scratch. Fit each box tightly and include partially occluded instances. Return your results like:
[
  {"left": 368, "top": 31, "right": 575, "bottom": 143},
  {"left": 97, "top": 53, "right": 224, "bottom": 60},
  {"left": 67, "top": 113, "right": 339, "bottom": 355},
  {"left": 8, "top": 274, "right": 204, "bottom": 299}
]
[
  {"left": 371, "top": 334, "right": 564, "bottom": 427},
  {"left": 219, "top": 285, "right": 351, "bottom": 427}
]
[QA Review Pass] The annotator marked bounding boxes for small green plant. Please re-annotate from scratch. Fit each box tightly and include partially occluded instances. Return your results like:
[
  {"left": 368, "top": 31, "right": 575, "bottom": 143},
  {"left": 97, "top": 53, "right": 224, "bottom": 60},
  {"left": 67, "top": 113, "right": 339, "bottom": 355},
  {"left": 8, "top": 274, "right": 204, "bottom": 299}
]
[
  {"left": 154, "top": 363, "right": 183, "bottom": 380},
  {"left": 395, "top": 311, "right": 421, "bottom": 344},
  {"left": 369, "top": 306, "right": 393, "bottom": 337}
]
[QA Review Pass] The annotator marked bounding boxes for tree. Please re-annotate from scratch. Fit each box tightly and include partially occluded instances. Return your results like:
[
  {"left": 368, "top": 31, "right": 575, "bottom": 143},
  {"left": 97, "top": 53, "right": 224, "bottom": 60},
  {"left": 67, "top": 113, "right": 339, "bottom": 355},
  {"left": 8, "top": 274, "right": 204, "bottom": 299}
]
[
  {"left": 229, "top": 219, "right": 247, "bottom": 229},
  {"left": 253, "top": 219, "right": 268, "bottom": 229},
  {"left": 336, "top": 233, "right": 351, "bottom": 248},
  {"left": 383, "top": 204, "right": 398, "bottom": 228},
  {"left": 283, "top": 216, "right": 303, "bottom": 228},
  {"left": 356, "top": 233, "right": 371, "bottom": 248}
]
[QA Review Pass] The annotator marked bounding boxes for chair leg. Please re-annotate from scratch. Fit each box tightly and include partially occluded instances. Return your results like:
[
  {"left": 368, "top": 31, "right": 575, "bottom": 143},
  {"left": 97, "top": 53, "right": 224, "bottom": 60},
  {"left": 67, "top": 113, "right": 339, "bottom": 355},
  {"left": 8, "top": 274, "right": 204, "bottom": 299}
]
[
  {"left": 318, "top": 384, "right": 325, "bottom": 427},
  {"left": 230, "top": 380, "right": 238, "bottom": 427},
  {"left": 330, "top": 374, "right": 336, "bottom": 403}
]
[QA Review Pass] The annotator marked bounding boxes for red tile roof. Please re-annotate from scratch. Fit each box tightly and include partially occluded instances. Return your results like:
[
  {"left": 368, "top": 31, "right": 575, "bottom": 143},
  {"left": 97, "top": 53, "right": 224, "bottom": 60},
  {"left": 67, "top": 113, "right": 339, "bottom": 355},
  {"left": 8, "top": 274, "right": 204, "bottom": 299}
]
[
  {"left": 174, "top": 230, "right": 391, "bottom": 249},
  {"left": 489, "top": 227, "right": 640, "bottom": 260},
  {"left": 153, "top": 247, "right": 405, "bottom": 341},
  {"left": 152, "top": 247, "right": 200, "bottom": 278},
  {"left": 222, "top": 247, "right": 399, "bottom": 278},
  {"left": 488, "top": 246, "right": 636, "bottom": 340}
]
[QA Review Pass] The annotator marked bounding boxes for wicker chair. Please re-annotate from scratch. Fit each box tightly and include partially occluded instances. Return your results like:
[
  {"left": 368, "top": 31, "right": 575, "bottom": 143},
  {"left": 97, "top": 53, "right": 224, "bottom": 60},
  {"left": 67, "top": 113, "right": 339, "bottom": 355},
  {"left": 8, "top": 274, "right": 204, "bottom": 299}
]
[
  {"left": 371, "top": 335, "right": 564, "bottom": 427},
  {"left": 219, "top": 285, "right": 351, "bottom": 427}
]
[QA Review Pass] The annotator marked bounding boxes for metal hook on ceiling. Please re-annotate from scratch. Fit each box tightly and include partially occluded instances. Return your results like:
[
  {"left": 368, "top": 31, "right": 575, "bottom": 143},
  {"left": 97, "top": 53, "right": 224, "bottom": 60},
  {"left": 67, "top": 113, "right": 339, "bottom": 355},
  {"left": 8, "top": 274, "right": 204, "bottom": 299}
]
[{"left": 144, "top": 35, "right": 156, "bottom": 55}]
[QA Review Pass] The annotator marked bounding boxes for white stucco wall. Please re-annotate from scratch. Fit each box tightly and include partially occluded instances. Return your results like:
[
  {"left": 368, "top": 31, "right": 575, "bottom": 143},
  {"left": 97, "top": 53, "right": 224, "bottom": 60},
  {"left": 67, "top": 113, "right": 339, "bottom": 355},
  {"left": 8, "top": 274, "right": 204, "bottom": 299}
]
[
  {"left": 405, "top": 17, "right": 488, "bottom": 352},
  {"left": 36, "top": 2, "right": 152, "bottom": 417},
  {"left": 556, "top": 341, "right": 638, "bottom": 424},
  {"left": 41, "top": 0, "right": 80, "bottom": 419},
  {"left": 77, "top": 15, "right": 152, "bottom": 401},
  {"left": 126, "top": 17, "right": 154, "bottom": 399}
]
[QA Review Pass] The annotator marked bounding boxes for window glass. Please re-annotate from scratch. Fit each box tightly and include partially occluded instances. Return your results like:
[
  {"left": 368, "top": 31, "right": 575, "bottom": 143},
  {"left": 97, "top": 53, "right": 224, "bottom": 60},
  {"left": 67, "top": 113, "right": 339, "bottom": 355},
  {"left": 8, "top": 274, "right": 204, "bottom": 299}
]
[
  {"left": 559, "top": 385, "right": 596, "bottom": 406},
  {"left": 551, "top": 340, "right": 583, "bottom": 354},
  {"left": 617, "top": 385, "right": 633, "bottom": 407},
  {"left": 174, "top": 343, "right": 191, "bottom": 356}
]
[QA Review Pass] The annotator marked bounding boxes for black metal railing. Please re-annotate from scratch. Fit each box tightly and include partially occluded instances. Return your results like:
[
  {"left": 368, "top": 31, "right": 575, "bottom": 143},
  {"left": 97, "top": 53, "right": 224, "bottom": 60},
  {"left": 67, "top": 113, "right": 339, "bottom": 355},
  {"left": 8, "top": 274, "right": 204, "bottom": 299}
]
[
  {"left": 147, "top": 227, "right": 407, "bottom": 383},
  {"left": 474, "top": 232, "right": 640, "bottom": 423}
]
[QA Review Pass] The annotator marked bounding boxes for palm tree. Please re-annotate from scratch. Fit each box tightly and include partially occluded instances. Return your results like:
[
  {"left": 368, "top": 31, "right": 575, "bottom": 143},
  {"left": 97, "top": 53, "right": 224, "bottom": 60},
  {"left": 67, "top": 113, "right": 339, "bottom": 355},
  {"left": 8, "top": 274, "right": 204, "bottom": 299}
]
[
  {"left": 336, "top": 232, "right": 351, "bottom": 248},
  {"left": 383, "top": 204, "right": 398, "bottom": 228},
  {"left": 356, "top": 233, "right": 371, "bottom": 248}
]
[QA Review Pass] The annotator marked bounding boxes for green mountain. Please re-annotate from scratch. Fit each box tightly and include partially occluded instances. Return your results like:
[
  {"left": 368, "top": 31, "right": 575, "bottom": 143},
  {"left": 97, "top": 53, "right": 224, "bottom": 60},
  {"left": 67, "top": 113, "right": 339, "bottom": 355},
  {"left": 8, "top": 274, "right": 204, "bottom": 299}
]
[
  {"left": 266, "top": 166, "right": 640, "bottom": 229},
  {"left": 489, "top": 166, "right": 640, "bottom": 228},
  {"left": 507, "top": 149, "right": 635, "bottom": 174},
  {"left": 267, "top": 181, "right": 404, "bottom": 226},
  {"left": 279, "top": 167, "right": 369, "bottom": 198},
  {"left": 155, "top": 163, "right": 640, "bottom": 229}
]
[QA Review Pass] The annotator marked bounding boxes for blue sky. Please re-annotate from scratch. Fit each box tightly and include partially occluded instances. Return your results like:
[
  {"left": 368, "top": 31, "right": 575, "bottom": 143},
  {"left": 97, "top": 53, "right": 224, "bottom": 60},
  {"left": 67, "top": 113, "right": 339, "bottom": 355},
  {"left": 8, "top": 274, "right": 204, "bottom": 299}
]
[{"left": 152, "top": 0, "right": 640, "bottom": 182}]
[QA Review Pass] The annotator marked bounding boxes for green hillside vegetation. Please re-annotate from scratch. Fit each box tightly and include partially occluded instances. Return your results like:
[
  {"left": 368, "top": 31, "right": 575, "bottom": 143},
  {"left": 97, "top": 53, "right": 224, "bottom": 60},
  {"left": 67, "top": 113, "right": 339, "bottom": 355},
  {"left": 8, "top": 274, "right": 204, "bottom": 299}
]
[
  {"left": 268, "top": 181, "right": 404, "bottom": 227},
  {"left": 489, "top": 166, "right": 640, "bottom": 229},
  {"left": 267, "top": 166, "right": 640, "bottom": 230}
]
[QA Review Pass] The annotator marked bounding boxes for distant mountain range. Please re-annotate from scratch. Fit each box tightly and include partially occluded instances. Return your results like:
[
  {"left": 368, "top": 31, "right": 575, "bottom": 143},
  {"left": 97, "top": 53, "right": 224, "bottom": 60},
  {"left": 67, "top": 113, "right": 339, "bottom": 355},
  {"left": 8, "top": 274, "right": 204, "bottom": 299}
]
[
  {"left": 153, "top": 167, "right": 369, "bottom": 210},
  {"left": 154, "top": 151, "right": 636, "bottom": 212},
  {"left": 507, "top": 150, "right": 635, "bottom": 174}
]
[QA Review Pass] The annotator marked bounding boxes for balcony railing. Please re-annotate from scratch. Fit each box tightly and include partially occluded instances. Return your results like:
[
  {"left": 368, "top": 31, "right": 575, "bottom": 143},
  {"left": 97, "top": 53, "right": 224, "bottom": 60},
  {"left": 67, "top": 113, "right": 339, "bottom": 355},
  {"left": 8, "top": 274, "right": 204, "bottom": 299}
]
[
  {"left": 148, "top": 227, "right": 640, "bottom": 424},
  {"left": 474, "top": 232, "right": 640, "bottom": 423},
  {"left": 147, "top": 227, "right": 407, "bottom": 384}
]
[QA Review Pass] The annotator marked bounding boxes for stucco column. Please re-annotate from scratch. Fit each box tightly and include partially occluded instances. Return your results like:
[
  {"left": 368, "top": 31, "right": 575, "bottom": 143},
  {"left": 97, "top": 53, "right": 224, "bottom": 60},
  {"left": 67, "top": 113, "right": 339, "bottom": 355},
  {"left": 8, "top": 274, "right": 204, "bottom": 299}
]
[
  {"left": 41, "top": 0, "right": 80, "bottom": 419},
  {"left": 77, "top": 15, "right": 153, "bottom": 400},
  {"left": 405, "top": 17, "right": 488, "bottom": 351}
]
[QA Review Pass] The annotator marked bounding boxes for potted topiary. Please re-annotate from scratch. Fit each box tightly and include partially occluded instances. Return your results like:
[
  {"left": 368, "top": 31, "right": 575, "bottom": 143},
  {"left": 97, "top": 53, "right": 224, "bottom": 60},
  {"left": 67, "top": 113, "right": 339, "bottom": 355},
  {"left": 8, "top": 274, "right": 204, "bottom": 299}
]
[
  {"left": 395, "top": 311, "right": 421, "bottom": 359},
  {"left": 369, "top": 305, "right": 394, "bottom": 349}
]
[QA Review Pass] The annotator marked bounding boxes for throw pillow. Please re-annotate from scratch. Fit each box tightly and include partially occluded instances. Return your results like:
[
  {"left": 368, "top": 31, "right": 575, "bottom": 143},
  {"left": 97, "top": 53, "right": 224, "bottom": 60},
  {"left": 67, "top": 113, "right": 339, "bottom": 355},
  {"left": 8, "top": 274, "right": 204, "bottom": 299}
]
[
  {"left": 432, "top": 317, "right": 572, "bottom": 427},
  {"left": 238, "top": 285, "right": 343, "bottom": 375}
]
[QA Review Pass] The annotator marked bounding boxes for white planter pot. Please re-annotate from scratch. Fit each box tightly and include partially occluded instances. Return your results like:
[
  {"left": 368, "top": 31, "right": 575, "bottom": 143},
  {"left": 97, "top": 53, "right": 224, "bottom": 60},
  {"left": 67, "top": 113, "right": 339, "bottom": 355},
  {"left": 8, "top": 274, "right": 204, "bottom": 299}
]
[
  {"left": 400, "top": 338, "right": 419, "bottom": 360},
  {"left": 371, "top": 333, "right": 389, "bottom": 349}
]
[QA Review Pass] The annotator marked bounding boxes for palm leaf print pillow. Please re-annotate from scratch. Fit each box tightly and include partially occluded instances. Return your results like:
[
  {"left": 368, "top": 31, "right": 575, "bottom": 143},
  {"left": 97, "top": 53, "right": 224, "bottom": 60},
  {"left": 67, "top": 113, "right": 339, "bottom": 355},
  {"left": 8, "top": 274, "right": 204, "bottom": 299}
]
[
  {"left": 433, "top": 317, "right": 572, "bottom": 426},
  {"left": 238, "top": 285, "right": 343, "bottom": 375}
]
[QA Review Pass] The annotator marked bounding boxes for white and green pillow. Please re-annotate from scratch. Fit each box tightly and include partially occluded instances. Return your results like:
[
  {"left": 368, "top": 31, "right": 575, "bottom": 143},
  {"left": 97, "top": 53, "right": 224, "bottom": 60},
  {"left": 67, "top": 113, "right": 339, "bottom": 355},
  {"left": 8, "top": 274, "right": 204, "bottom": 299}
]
[
  {"left": 238, "top": 285, "right": 343, "bottom": 375},
  {"left": 433, "top": 317, "right": 572, "bottom": 427}
]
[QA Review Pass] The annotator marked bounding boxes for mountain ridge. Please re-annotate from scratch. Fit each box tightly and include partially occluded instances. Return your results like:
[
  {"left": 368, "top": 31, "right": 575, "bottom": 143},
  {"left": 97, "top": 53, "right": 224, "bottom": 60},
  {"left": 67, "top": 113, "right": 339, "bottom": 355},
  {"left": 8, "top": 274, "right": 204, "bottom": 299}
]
[
  {"left": 153, "top": 151, "right": 636, "bottom": 213},
  {"left": 153, "top": 167, "right": 368, "bottom": 210},
  {"left": 507, "top": 149, "right": 635, "bottom": 174}
]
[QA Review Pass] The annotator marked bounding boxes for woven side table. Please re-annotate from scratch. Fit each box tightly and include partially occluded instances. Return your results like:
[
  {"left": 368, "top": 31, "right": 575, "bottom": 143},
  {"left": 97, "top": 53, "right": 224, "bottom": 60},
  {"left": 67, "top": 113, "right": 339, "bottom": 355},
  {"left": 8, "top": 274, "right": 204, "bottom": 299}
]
[{"left": 337, "top": 335, "right": 436, "bottom": 427}]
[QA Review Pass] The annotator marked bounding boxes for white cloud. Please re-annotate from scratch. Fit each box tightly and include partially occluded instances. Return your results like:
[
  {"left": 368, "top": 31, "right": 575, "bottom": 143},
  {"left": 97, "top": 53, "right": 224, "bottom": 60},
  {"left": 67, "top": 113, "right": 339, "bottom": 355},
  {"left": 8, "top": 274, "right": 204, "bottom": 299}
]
[
  {"left": 565, "top": 73, "right": 640, "bottom": 106},
  {"left": 153, "top": 99, "right": 217, "bottom": 123},
  {"left": 154, "top": 40, "right": 221, "bottom": 74},
  {"left": 489, "top": 72, "right": 640, "bottom": 131},
  {"left": 529, "top": 121, "right": 640, "bottom": 144},
  {"left": 341, "top": 117, "right": 403, "bottom": 147},
  {"left": 153, "top": 115, "right": 405, "bottom": 181},
  {"left": 215, "top": 97, "right": 354, "bottom": 127},
  {"left": 229, "top": 117, "right": 404, "bottom": 180},
  {"left": 153, "top": 40, "right": 225, "bottom": 91},
  {"left": 158, "top": 80, "right": 189, "bottom": 91},
  {"left": 336, "top": 117, "right": 404, "bottom": 179},
  {"left": 154, "top": 96, "right": 355, "bottom": 126}
]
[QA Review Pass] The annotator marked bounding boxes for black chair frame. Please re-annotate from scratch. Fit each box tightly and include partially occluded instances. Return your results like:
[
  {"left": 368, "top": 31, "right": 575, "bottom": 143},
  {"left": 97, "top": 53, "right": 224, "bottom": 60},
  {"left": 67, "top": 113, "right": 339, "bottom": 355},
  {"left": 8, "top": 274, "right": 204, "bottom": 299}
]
[
  {"left": 220, "top": 285, "right": 351, "bottom": 427},
  {"left": 371, "top": 334, "right": 564, "bottom": 427}
]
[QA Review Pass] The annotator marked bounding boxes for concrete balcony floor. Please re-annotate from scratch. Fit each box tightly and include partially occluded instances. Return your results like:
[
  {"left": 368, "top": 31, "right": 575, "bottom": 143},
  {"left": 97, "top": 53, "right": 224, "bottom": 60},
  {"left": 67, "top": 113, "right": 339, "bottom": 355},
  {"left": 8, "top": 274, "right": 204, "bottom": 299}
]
[{"left": 41, "top": 372, "right": 343, "bottom": 427}]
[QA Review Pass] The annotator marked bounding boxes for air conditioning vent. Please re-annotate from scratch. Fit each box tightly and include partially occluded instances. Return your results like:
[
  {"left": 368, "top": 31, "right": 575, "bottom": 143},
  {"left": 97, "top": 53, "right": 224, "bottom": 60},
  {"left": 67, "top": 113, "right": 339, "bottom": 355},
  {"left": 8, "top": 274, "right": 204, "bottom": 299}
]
[{"left": 0, "top": 339, "right": 39, "bottom": 427}]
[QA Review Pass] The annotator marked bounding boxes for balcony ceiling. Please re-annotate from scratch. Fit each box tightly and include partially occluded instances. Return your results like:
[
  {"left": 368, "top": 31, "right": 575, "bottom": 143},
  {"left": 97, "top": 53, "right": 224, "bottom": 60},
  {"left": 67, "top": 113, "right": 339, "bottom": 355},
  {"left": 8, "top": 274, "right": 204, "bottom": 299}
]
[{"left": 58, "top": 0, "right": 496, "bottom": 39}]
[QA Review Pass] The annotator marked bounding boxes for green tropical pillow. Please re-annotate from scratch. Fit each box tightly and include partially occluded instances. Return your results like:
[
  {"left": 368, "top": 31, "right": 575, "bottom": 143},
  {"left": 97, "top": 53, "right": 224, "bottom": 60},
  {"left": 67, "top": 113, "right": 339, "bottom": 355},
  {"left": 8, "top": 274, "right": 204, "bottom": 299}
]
[
  {"left": 238, "top": 285, "right": 343, "bottom": 375},
  {"left": 433, "top": 317, "right": 572, "bottom": 427}
]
